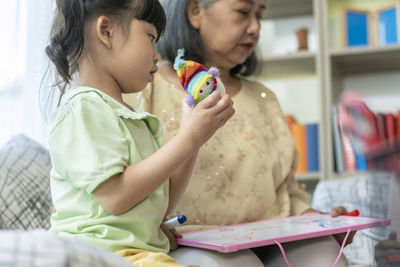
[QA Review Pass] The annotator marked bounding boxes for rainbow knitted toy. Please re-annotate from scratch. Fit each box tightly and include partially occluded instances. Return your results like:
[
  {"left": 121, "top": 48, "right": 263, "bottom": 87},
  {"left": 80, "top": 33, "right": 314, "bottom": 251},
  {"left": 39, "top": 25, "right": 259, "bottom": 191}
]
[{"left": 174, "top": 48, "right": 225, "bottom": 106}]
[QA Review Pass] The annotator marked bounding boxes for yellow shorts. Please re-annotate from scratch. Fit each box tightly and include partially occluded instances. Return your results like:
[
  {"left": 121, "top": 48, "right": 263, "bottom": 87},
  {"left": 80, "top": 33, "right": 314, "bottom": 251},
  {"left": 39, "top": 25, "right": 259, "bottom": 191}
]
[{"left": 116, "top": 249, "right": 199, "bottom": 267}]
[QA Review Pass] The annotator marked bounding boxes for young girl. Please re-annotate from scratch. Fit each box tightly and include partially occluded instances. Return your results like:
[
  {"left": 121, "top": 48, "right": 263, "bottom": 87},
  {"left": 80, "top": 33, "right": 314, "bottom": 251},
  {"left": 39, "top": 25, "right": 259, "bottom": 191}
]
[
  {"left": 124, "top": 0, "right": 351, "bottom": 266},
  {"left": 45, "top": 0, "right": 234, "bottom": 266}
]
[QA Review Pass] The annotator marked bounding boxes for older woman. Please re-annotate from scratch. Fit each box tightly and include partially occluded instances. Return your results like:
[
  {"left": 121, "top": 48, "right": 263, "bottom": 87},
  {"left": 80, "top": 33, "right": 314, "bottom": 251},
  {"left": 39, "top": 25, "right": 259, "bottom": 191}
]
[{"left": 124, "top": 0, "right": 351, "bottom": 266}]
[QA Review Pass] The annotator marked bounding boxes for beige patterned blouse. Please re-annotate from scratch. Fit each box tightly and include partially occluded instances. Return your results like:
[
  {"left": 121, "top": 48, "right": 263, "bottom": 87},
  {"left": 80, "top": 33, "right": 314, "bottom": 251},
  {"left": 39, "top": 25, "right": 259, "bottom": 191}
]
[{"left": 123, "top": 73, "right": 311, "bottom": 232}]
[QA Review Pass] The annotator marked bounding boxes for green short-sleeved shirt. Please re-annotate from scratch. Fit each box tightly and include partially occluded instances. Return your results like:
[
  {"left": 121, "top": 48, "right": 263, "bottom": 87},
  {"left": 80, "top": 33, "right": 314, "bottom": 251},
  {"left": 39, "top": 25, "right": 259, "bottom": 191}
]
[{"left": 48, "top": 86, "right": 170, "bottom": 253}]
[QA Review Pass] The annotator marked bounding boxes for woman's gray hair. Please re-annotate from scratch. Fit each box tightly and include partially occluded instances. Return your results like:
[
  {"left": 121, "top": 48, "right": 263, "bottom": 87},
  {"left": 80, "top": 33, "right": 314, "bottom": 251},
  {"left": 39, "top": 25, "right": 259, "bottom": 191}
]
[{"left": 156, "top": 0, "right": 259, "bottom": 76}]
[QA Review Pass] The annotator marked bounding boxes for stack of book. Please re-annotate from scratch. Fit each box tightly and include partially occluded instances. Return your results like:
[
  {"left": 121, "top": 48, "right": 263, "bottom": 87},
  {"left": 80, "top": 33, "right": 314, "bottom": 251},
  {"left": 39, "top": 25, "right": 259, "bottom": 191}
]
[
  {"left": 285, "top": 115, "right": 319, "bottom": 174},
  {"left": 331, "top": 105, "right": 400, "bottom": 173}
]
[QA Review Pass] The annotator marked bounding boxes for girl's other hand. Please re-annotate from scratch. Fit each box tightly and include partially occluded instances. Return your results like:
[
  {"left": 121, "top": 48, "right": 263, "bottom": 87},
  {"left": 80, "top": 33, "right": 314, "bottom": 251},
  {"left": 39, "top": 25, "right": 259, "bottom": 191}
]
[
  {"left": 160, "top": 222, "right": 182, "bottom": 251},
  {"left": 300, "top": 207, "right": 356, "bottom": 246},
  {"left": 330, "top": 206, "right": 356, "bottom": 246},
  {"left": 330, "top": 206, "right": 348, "bottom": 217},
  {"left": 179, "top": 90, "right": 235, "bottom": 149}
]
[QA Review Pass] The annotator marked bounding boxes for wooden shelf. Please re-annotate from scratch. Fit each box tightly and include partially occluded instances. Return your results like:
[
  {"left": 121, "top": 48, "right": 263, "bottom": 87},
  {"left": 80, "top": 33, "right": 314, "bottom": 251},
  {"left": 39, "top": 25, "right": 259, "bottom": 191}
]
[
  {"left": 259, "top": 51, "right": 316, "bottom": 78},
  {"left": 331, "top": 171, "right": 370, "bottom": 180},
  {"left": 263, "top": 51, "right": 315, "bottom": 62},
  {"left": 296, "top": 172, "right": 322, "bottom": 181},
  {"left": 329, "top": 45, "right": 400, "bottom": 74},
  {"left": 263, "top": 0, "right": 313, "bottom": 19}
]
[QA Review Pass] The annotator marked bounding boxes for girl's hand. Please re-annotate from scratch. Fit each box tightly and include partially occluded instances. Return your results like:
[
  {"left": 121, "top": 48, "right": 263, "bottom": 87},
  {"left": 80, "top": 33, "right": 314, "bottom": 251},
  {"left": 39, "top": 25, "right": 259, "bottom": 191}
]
[
  {"left": 374, "top": 231, "right": 400, "bottom": 267},
  {"left": 330, "top": 206, "right": 356, "bottom": 246},
  {"left": 301, "top": 207, "right": 356, "bottom": 246},
  {"left": 178, "top": 91, "right": 235, "bottom": 149},
  {"left": 160, "top": 222, "right": 182, "bottom": 251}
]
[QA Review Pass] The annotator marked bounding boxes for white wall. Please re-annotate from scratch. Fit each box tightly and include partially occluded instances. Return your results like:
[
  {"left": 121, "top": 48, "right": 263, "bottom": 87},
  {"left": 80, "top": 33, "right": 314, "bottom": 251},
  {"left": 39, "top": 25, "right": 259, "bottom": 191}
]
[
  {"left": 256, "top": 16, "right": 320, "bottom": 123},
  {"left": 259, "top": 76, "right": 321, "bottom": 123},
  {"left": 343, "top": 71, "right": 400, "bottom": 114}
]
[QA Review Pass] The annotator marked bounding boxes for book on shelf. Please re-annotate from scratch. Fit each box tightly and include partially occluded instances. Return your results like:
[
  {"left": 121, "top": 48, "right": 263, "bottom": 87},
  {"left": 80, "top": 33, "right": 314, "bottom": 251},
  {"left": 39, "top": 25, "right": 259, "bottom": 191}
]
[
  {"left": 285, "top": 114, "right": 295, "bottom": 136},
  {"left": 292, "top": 123, "right": 307, "bottom": 174},
  {"left": 331, "top": 105, "right": 345, "bottom": 173},
  {"left": 376, "top": 113, "right": 387, "bottom": 141},
  {"left": 397, "top": 110, "right": 400, "bottom": 140},
  {"left": 306, "top": 123, "right": 319, "bottom": 172},
  {"left": 285, "top": 115, "right": 319, "bottom": 174},
  {"left": 337, "top": 104, "right": 357, "bottom": 172},
  {"left": 332, "top": 104, "right": 400, "bottom": 173},
  {"left": 354, "top": 148, "right": 368, "bottom": 171},
  {"left": 384, "top": 113, "right": 396, "bottom": 145}
]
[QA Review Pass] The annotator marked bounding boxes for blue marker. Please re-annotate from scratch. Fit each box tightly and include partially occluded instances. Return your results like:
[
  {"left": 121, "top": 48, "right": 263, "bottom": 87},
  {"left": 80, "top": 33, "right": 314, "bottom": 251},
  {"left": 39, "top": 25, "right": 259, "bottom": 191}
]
[{"left": 165, "top": 215, "right": 187, "bottom": 229}]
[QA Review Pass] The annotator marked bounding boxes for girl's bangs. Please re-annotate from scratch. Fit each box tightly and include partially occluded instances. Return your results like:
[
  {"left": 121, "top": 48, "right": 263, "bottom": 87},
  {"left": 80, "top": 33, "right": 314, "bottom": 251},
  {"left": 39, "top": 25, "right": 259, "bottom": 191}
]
[{"left": 136, "top": 0, "right": 166, "bottom": 40}]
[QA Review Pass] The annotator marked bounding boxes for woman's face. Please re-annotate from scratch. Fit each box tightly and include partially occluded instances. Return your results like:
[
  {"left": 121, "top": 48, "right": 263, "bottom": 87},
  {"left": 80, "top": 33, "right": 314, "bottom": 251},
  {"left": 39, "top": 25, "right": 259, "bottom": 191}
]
[{"left": 195, "top": 0, "right": 264, "bottom": 70}]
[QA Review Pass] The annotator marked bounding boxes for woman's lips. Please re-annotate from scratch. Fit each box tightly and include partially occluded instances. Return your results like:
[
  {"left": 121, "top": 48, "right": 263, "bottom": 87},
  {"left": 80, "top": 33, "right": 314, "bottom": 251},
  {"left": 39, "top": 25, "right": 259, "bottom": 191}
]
[{"left": 240, "top": 42, "right": 255, "bottom": 51}]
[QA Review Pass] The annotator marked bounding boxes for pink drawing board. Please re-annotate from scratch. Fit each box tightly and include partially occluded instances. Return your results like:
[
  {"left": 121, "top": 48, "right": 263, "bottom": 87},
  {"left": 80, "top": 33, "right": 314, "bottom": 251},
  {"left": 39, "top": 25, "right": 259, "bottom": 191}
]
[{"left": 177, "top": 214, "right": 390, "bottom": 253}]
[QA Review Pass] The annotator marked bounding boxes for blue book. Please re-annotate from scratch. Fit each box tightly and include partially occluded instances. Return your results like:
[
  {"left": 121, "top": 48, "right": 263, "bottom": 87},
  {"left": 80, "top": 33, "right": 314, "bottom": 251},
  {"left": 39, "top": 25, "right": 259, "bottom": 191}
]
[
  {"left": 331, "top": 106, "right": 345, "bottom": 173},
  {"left": 354, "top": 147, "right": 368, "bottom": 171},
  {"left": 306, "top": 123, "right": 319, "bottom": 172}
]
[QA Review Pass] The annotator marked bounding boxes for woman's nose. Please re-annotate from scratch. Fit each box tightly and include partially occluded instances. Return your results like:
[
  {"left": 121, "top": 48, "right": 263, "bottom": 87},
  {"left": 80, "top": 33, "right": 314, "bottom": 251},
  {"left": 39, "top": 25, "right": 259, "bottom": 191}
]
[{"left": 247, "top": 15, "right": 260, "bottom": 37}]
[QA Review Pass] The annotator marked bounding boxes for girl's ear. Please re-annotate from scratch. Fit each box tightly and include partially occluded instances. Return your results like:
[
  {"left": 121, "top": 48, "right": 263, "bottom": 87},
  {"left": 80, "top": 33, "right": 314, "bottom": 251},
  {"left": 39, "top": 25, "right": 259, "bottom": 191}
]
[
  {"left": 186, "top": 0, "right": 201, "bottom": 30},
  {"left": 96, "top": 16, "right": 114, "bottom": 48}
]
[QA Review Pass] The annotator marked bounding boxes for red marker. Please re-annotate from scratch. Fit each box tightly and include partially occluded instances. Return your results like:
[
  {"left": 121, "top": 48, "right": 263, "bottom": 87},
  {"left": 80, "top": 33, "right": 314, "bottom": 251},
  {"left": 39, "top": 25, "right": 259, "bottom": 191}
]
[
  {"left": 387, "top": 254, "right": 400, "bottom": 264},
  {"left": 386, "top": 254, "right": 400, "bottom": 266},
  {"left": 343, "top": 209, "right": 360, "bottom": 216}
]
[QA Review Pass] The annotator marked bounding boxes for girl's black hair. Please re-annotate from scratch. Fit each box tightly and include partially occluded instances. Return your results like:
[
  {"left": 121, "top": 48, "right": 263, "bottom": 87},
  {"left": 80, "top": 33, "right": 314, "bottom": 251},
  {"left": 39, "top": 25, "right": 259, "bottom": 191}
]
[
  {"left": 44, "top": 0, "right": 166, "bottom": 108},
  {"left": 156, "top": 0, "right": 259, "bottom": 77}
]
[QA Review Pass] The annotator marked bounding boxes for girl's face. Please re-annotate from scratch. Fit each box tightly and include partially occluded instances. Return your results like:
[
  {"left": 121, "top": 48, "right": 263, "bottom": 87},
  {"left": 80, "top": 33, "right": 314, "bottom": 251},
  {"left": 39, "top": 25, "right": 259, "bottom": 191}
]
[
  {"left": 195, "top": 0, "right": 264, "bottom": 71},
  {"left": 111, "top": 19, "right": 160, "bottom": 94}
]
